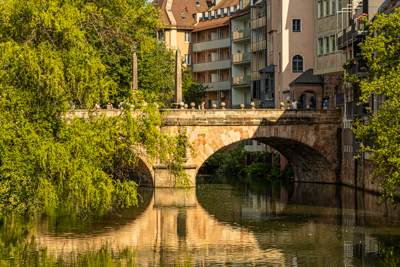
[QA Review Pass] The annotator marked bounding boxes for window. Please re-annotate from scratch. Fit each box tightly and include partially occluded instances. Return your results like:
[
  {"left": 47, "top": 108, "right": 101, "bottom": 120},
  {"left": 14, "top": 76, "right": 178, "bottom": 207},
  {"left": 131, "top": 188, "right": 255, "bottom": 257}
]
[
  {"left": 278, "top": 19, "right": 282, "bottom": 34},
  {"left": 220, "top": 52, "right": 224, "bottom": 60},
  {"left": 208, "top": 34, "right": 211, "bottom": 41},
  {"left": 330, "top": 35, "right": 336, "bottom": 52},
  {"left": 157, "top": 30, "right": 165, "bottom": 41},
  {"left": 202, "top": 55, "right": 205, "bottom": 62},
  {"left": 202, "top": 35, "right": 205, "bottom": 41},
  {"left": 292, "top": 19, "right": 301, "bottom": 32},
  {"left": 208, "top": 54, "right": 211, "bottom": 62},
  {"left": 208, "top": 75, "right": 211, "bottom": 83},
  {"left": 181, "top": 13, "right": 186, "bottom": 19},
  {"left": 220, "top": 73, "right": 224, "bottom": 81},
  {"left": 269, "top": 36, "right": 274, "bottom": 54},
  {"left": 185, "top": 54, "right": 191, "bottom": 65},
  {"left": 292, "top": 55, "right": 303, "bottom": 72},
  {"left": 221, "top": 32, "right": 224, "bottom": 39},
  {"left": 318, "top": 0, "right": 323, "bottom": 18},
  {"left": 318, "top": 38, "right": 323, "bottom": 55},
  {"left": 338, "top": 0, "right": 342, "bottom": 11},
  {"left": 267, "top": 3, "right": 271, "bottom": 20},
  {"left": 184, "top": 32, "right": 191, "bottom": 43},
  {"left": 244, "top": 20, "right": 249, "bottom": 29},
  {"left": 324, "top": 0, "right": 329, "bottom": 17},
  {"left": 278, "top": 53, "right": 281, "bottom": 73},
  {"left": 324, "top": 36, "right": 329, "bottom": 54},
  {"left": 195, "top": 1, "right": 200, "bottom": 6},
  {"left": 227, "top": 30, "right": 230, "bottom": 37},
  {"left": 331, "top": 0, "right": 336, "bottom": 14},
  {"left": 227, "top": 51, "right": 230, "bottom": 59},
  {"left": 202, "top": 75, "right": 205, "bottom": 83}
]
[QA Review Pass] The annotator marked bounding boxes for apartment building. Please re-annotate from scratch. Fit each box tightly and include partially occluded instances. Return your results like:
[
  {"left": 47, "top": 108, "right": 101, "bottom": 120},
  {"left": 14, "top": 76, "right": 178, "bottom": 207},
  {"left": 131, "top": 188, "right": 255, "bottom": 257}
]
[
  {"left": 192, "top": 0, "right": 245, "bottom": 109},
  {"left": 264, "top": 0, "right": 315, "bottom": 108},
  {"left": 231, "top": 6, "right": 252, "bottom": 109},
  {"left": 153, "top": 0, "right": 211, "bottom": 64}
]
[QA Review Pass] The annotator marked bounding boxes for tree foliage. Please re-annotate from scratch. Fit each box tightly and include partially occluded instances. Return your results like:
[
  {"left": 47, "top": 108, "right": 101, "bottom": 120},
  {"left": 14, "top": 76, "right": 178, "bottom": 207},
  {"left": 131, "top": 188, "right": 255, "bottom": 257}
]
[
  {"left": 351, "top": 9, "right": 400, "bottom": 204},
  {"left": 182, "top": 67, "right": 207, "bottom": 106},
  {"left": 0, "top": 0, "right": 189, "bottom": 215}
]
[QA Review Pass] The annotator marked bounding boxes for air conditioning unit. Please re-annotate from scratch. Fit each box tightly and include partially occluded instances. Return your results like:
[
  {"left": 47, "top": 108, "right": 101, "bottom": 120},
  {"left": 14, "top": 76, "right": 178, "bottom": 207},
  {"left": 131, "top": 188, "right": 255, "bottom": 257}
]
[{"left": 221, "top": 92, "right": 226, "bottom": 98}]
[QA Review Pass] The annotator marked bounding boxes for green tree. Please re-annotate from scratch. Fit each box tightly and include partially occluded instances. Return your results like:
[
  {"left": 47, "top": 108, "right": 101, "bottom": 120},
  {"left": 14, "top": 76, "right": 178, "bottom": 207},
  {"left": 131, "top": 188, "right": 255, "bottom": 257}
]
[
  {"left": 351, "top": 9, "right": 400, "bottom": 205},
  {"left": 137, "top": 42, "right": 176, "bottom": 106},
  {"left": 0, "top": 0, "right": 189, "bottom": 215},
  {"left": 182, "top": 67, "right": 207, "bottom": 106}
]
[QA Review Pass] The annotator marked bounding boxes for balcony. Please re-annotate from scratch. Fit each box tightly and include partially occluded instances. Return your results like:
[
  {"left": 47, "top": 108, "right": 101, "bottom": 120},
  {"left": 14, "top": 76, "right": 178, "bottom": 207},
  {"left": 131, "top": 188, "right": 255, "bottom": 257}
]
[
  {"left": 232, "top": 29, "right": 251, "bottom": 41},
  {"left": 232, "top": 75, "right": 251, "bottom": 86},
  {"left": 203, "top": 81, "right": 231, "bottom": 91},
  {"left": 251, "top": 17, "right": 266, "bottom": 29},
  {"left": 251, "top": 40, "right": 266, "bottom": 52},
  {"left": 193, "top": 38, "right": 230, "bottom": 52},
  {"left": 232, "top": 52, "right": 251, "bottom": 64},
  {"left": 192, "top": 59, "right": 231, "bottom": 72},
  {"left": 346, "top": 57, "right": 368, "bottom": 76}
]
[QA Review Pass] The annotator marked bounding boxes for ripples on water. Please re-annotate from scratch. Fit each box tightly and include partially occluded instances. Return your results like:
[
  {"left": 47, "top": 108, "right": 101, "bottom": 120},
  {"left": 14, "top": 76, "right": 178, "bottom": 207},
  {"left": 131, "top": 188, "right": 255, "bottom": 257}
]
[{"left": 1, "top": 176, "right": 400, "bottom": 267}]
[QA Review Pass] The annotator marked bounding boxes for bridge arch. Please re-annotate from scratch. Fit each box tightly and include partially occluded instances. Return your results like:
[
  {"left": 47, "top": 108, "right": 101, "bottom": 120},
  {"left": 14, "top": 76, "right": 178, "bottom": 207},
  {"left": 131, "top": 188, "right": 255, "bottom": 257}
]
[
  {"left": 188, "top": 124, "right": 338, "bottom": 183},
  {"left": 129, "top": 155, "right": 154, "bottom": 187}
]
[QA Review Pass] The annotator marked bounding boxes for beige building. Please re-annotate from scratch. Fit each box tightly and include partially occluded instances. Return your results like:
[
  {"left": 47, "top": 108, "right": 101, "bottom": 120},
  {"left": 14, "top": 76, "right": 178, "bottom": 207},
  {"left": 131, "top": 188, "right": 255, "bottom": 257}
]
[
  {"left": 153, "top": 0, "right": 211, "bottom": 64},
  {"left": 266, "top": 0, "right": 315, "bottom": 108}
]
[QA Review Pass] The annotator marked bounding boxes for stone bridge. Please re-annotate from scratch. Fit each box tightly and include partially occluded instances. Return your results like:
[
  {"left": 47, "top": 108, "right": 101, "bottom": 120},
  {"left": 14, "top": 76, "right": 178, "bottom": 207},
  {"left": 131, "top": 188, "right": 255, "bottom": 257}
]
[{"left": 69, "top": 109, "right": 342, "bottom": 187}]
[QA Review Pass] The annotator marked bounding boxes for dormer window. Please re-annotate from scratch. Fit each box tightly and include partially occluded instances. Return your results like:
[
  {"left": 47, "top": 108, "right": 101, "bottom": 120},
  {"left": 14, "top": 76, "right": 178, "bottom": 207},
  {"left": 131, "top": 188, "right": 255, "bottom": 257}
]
[
  {"left": 195, "top": 1, "right": 200, "bottom": 6},
  {"left": 181, "top": 13, "right": 186, "bottom": 19},
  {"left": 221, "top": 8, "right": 224, "bottom": 17}
]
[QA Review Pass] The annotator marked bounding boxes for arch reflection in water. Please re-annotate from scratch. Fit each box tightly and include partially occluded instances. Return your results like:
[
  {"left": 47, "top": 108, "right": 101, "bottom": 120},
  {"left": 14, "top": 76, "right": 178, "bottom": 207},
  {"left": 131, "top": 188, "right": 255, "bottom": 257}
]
[{"left": 30, "top": 182, "right": 400, "bottom": 266}]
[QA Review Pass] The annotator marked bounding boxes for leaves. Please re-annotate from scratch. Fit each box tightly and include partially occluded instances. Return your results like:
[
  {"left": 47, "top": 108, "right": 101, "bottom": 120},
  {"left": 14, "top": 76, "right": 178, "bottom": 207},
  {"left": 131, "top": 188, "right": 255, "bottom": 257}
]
[
  {"left": 0, "top": 0, "right": 189, "bottom": 215},
  {"left": 352, "top": 8, "right": 400, "bottom": 205}
]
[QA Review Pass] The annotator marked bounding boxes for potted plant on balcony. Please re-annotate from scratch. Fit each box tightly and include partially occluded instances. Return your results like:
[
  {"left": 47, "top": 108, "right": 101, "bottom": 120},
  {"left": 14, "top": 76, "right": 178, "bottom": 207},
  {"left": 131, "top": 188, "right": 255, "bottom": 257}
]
[{"left": 357, "top": 13, "right": 368, "bottom": 23}]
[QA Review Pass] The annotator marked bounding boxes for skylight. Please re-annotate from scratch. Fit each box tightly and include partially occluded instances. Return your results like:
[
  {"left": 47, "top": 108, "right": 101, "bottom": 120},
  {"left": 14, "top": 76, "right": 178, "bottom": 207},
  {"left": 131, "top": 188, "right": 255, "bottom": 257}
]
[
  {"left": 196, "top": 1, "right": 200, "bottom": 6},
  {"left": 181, "top": 13, "right": 187, "bottom": 19}
]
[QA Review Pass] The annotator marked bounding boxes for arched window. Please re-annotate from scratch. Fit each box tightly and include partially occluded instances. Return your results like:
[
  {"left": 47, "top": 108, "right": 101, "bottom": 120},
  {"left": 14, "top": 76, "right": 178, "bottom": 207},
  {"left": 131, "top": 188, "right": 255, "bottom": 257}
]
[{"left": 292, "top": 55, "right": 304, "bottom": 73}]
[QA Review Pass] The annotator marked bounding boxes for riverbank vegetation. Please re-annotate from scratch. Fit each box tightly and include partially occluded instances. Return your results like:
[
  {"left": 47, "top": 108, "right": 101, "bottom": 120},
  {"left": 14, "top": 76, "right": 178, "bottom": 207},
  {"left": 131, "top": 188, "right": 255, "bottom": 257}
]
[
  {"left": 199, "top": 144, "right": 294, "bottom": 181},
  {"left": 349, "top": 10, "right": 400, "bottom": 205},
  {"left": 0, "top": 0, "right": 191, "bottom": 216}
]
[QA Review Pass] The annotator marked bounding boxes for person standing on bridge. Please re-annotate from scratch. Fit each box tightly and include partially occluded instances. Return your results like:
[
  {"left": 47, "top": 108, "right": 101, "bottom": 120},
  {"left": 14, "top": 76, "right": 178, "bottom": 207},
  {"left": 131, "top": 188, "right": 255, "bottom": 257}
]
[
  {"left": 107, "top": 102, "right": 113, "bottom": 110},
  {"left": 94, "top": 101, "right": 101, "bottom": 110},
  {"left": 291, "top": 99, "right": 298, "bottom": 109}
]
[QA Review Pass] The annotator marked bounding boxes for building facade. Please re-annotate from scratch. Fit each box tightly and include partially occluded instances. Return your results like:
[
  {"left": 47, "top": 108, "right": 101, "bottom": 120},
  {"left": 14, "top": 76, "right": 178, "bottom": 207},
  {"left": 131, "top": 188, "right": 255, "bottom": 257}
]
[{"left": 153, "top": 0, "right": 211, "bottom": 64}]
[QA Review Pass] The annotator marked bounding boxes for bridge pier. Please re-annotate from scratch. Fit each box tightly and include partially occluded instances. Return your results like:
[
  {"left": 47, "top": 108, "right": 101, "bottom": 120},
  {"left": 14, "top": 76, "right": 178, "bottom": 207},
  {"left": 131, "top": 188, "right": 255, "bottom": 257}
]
[{"left": 153, "top": 163, "right": 197, "bottom": 188}]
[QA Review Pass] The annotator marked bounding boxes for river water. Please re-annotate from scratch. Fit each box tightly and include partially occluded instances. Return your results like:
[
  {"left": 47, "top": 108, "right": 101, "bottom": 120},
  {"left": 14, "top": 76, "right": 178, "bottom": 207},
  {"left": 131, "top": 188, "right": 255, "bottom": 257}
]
[{"left": 2, "top": 176, "right": 400, "bottom": 266}]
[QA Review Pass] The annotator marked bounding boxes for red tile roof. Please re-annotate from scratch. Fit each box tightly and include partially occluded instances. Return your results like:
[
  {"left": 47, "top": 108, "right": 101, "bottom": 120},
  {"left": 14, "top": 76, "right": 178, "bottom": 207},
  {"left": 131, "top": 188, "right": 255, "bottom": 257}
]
[
  {"left": 192, "top": 16, "right": 230, "bottom": 32},
  {"left": 153, "top": 0, "right": 210, "bottom": 29},
  {"left": 212, "top": 0, "right": 240, "bottom": 10}
]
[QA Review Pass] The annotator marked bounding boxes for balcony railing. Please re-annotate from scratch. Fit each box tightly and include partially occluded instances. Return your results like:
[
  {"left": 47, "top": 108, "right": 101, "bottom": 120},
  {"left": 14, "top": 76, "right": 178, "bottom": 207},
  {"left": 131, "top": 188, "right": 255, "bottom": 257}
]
[
  {"left": 203, "top": 81, "right": 231, "bottom": 91},
  {"left": 193, "top": 38, "right": 231, "bottom": 52},
  {"left": 251, "top": 17, "right": 266, "bottom": 29},
  {"left": 192, "top": 59, "right": 231, "bottom": 72},
  {"left": 251, "top": 40, "right": 266, "bottom": 52},
  {"left": 232, "top": 29, "right": 251, "bottom": 40},
  {"left": 232, "top": 75, "right": 251, "bottom": 86},
  {"left": 347, "top": 57, "right": 368, "bottom": 76},
  {"left": 232, "top": 52, "right": 251, "bottom": 63},
  {"left": 335, "top": 93, "right": 345, "bottom": 107}
]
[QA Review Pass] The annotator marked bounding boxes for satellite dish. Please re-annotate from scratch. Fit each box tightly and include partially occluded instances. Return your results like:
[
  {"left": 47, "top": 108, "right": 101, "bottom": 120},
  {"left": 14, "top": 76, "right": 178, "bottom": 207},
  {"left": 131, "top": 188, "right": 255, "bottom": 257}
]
[{"left": 234, "top": 25, "right": 241, "bottom": 31}]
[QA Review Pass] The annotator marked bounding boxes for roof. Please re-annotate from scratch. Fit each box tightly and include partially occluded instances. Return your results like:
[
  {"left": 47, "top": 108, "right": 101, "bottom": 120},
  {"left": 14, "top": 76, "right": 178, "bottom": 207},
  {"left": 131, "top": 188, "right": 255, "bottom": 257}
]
[
  {"left": 192, "top": 16, "right": 230, "bottom": 32},
  {"left": 289, "top": 69, "right": 324, "bottom": 85},
  {"left": 212, "top": 0, "right": 240, "bottom": 10},
  {"left": 229, "top": 5, "right": 250, "bottom": 19},
  {"left": 153, "top": 0, "right": 210, "bottom": 29}
]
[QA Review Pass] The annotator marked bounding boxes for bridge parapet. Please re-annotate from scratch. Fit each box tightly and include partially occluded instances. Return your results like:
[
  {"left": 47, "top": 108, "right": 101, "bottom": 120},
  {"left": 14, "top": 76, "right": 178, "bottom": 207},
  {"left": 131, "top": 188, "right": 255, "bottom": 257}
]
[
  {"left": 161, "top": 109, "right": 342, "bottom": 126},
  {"left": 67, "top": 109, "right": 342, "bottom": 126}
]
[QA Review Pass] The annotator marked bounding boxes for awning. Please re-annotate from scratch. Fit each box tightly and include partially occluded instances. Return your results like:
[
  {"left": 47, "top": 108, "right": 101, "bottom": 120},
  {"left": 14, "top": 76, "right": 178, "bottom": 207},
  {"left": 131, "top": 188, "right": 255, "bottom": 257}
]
[{"left": 259, "top": 64, "right": 275, "bottom": 73}]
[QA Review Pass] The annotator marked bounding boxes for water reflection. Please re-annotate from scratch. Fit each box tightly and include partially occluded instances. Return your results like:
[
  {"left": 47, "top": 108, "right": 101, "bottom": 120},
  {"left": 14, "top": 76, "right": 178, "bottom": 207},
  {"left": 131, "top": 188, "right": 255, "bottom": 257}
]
[{"left": 1, "top": 179, "right": 400, "bottom": 266}]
